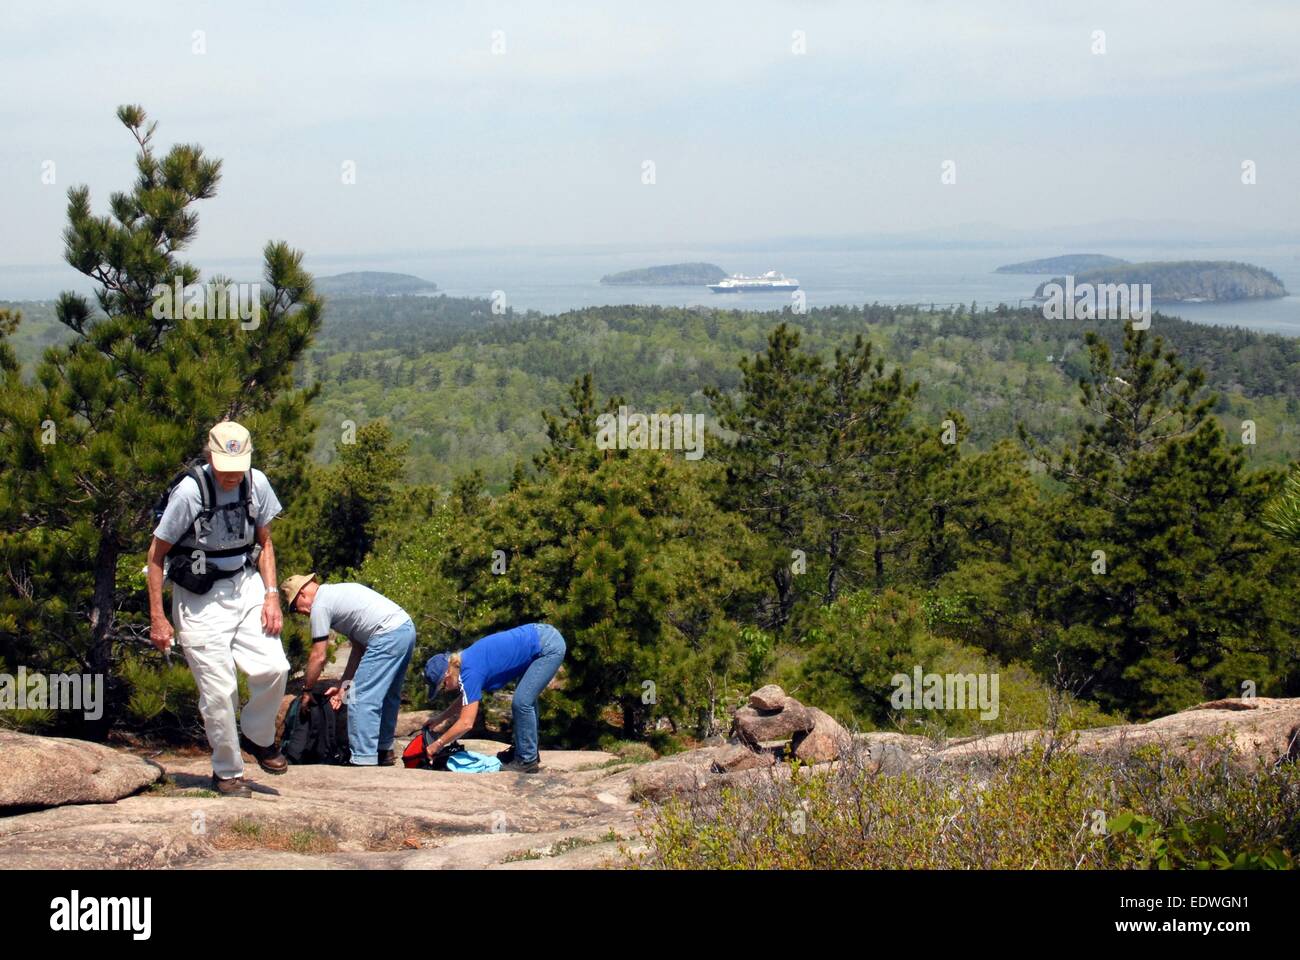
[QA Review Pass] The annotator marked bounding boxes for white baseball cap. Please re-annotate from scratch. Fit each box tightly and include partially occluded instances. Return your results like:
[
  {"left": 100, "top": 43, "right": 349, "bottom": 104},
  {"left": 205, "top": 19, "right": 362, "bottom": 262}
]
[{"left": 208, "top": 420, "right": 253, "bottom": 471}]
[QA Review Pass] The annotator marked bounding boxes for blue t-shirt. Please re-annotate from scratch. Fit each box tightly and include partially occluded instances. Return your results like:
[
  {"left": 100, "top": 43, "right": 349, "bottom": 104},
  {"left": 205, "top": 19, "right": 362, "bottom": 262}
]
[{"left": 458, "top": 624, "right": 542, "bottom": 705}]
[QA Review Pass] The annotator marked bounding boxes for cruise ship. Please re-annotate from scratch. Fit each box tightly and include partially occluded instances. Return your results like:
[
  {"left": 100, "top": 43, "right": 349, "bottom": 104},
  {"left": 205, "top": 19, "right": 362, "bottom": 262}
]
[{"left": 707, "top": 270, "right": 800, "bottom": 293}]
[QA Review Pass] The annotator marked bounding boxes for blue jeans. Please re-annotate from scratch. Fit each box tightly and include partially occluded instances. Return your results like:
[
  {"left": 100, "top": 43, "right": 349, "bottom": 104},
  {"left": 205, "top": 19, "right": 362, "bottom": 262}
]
[
  {"left": 347, "top": 619, "right": 416, "bottom": 765},
  {"left": 512, "top": 624, "right": 566, "bottom": 763}
]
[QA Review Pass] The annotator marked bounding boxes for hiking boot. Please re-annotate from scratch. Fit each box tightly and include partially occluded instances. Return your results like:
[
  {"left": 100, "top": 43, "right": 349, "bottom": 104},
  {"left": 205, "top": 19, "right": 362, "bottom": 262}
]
[
  {"left": 378, "top": 748, "right": 397, "bottom": 767},
  {"left": 239, "top": 734, "right": 288, "bottom": 775},
  {"left": 502, "top": 756, "right": 541, "bottom": 774},
  {"left": 212, "top": 775, "right": 252, "bottom": 798},
  {"left": 495, "top": 746, "right": 516, "bottom": 765}
]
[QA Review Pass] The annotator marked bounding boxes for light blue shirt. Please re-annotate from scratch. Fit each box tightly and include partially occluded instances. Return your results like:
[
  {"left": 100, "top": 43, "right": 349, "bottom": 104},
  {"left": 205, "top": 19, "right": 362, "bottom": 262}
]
[
  {"left": 309, "top": 582, "right": 411, "bottom": 647},
  {"left": 152, "top": 465, "right": 281, "bottom": 571}
]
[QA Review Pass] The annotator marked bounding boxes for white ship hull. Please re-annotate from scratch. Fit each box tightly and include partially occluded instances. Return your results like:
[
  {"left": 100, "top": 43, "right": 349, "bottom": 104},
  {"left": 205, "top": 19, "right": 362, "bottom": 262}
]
[{"left": 708, "top": 271, "right": 800, "bottom": 293}]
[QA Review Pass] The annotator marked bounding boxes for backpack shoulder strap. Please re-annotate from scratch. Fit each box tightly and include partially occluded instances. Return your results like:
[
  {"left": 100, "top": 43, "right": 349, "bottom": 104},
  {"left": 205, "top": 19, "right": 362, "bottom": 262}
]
[
  {"left": 191, "top": 462, "right": 216, "bottom": 519},
  {"left": 240, "top": 470, "right": 256, "bottom": 526}
]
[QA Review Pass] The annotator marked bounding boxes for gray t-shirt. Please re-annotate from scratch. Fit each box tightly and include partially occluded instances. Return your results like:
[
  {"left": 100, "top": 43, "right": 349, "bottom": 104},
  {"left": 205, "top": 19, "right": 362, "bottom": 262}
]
[
  {"left": 152, "top": 466, "right": 282, "bottom": 571},
  {"left": 309, "top": 583, "right": 411, "bottom": 647}
]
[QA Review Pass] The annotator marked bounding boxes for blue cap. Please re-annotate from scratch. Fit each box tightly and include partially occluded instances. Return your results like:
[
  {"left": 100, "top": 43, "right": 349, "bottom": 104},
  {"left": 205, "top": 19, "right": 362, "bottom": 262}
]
[{"left": 424, "top": 652, "right": 450, "bottom": 691}]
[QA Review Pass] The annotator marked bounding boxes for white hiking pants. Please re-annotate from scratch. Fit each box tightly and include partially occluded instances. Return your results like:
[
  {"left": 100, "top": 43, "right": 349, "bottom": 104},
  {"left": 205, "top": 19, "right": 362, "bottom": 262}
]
[{"left": 174, "top": 566, "right": 289, "bottom": 779}]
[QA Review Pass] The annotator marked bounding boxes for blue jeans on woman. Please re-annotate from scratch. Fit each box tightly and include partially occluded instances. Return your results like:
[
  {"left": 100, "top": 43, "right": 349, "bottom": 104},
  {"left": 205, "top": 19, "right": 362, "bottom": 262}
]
[
  {"left": 512, "top": 624, "right": 566, "bottom": 763},
  {"left": 347, "top": 619, "right": 416, "bottom": 765}
]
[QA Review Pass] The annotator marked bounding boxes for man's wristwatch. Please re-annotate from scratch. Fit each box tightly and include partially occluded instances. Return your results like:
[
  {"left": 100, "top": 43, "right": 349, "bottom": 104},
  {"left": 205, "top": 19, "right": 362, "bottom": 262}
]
[{"left": 265, "top": 588, "right": 279, "bottom": 597}]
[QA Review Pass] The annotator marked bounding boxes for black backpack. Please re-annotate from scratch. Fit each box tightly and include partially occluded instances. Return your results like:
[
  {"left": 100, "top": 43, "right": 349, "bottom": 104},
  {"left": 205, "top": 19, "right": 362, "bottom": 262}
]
[
  {"left": 281, "top": 695, "right": 351, "bottom": 765},
  {"left": 152, "top": 459, "right": 256, "bottom": 540},
  {"left": 152, "top": 460, "right": 258, "bottom": 592}
]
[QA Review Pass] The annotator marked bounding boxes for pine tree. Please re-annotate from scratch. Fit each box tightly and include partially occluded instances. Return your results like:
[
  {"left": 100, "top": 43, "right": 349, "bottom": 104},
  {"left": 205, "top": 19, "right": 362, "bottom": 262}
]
[
  {"left": 1023, "top": 329, "right": 1295, "bottom": 716},
  {"left": 705, "top": 324, "right": 825, "bottom": 628},
  {"left": 812, "top": 334, "right": 955, "bottom": 600},
  {"left": 534, "top": 372, "right": 621, "bottom": 474},
  {"left": 284, "top": 420, "right": 408, "bottom": 579},
  {"left": 920, "top": 440, "right": 1046, "bottom": 665},
  {"left": 707, "top": 324, "right": 952, "bottom": 631},
  {"left": 0, "top": 106, "right": 323, "bottom": 736}
]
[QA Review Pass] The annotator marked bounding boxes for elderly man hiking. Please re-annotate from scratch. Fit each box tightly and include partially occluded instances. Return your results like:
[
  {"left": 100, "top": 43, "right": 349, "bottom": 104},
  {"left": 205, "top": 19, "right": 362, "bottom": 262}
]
[
  {"left": 282, "top": 574, "right": 416, "bottom": 767},
  {"left": 423, "top": 623, "right": 566, "bottom": 774},
  {"left": 147, "top": 421, "right": 290, "bottom": 797}
]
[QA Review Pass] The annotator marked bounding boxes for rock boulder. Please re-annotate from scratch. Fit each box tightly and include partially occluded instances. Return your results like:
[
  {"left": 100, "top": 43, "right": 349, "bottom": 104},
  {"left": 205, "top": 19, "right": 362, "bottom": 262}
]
[
  {"left": 0, "top": 729, "right": 162, "bottom": 811},
  {"left": 733, "top": 699, "right": 813, "bottom": 745},
  {"left": 748, "top": 684, "right": 787, "bottom": 711},
  {"left": 711, "top": 744, "right": 777, "bottom": 774},
  {"left": 629, "top": 761, "right": 705, "bottom": 802},
  {"left": 791, "top": 707, "right": 852, "bottom": 764},
  {"left": 934, "top": 697, "right": 1300, "bottom": 767}
]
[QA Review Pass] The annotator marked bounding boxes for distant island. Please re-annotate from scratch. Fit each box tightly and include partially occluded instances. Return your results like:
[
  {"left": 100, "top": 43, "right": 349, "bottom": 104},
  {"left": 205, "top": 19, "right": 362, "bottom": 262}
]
[
  {"left": 600, "top": 262, "right": 727, "bottom": 286},
  {"left": 315, "top": 271, "right": 438, "bottom": 296},
  {"left": 997, "top": 254, "right": 1129, "bottom": 274},
  {"left": 1033, "top": 260, "right": 1287, "bottom": 303}
]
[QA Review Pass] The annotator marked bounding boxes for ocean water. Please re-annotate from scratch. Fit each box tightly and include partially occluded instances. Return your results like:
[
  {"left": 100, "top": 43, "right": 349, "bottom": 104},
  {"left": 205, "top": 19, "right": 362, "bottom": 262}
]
[
  {"left": 5, "top": 243, "right": 1299, "bottom": 336},
  {"left": 425, "top": 244, "right": 1300, "bottom": 336}
]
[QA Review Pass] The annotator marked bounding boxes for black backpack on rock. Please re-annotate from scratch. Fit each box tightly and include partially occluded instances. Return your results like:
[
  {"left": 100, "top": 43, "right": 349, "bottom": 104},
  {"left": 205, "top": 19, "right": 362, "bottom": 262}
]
[{"left": 281, "top": 694, "right": 351, "bottom": 765}]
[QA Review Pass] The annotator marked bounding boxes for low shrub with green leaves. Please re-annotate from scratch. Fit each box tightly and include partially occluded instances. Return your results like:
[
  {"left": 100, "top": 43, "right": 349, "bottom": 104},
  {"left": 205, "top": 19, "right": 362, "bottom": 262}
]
[{"left": 632, "top": 741, "right": 1300, "bottom": 870}]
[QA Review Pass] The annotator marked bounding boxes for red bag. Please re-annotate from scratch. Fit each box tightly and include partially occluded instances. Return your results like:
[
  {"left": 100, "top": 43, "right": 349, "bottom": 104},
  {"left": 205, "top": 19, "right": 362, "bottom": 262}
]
[
  {"left": 402, "top": 728, "right": 462, "bottom": 770},
  {"left": 402, "top": 727, "right": 435, "bottom": 768}
]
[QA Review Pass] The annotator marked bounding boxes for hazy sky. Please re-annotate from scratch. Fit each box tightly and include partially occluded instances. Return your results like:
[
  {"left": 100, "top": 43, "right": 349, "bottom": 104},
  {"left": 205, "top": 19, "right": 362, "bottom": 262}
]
[{"left": 2, "top": 0, "right": 1298, "bottom": 267}]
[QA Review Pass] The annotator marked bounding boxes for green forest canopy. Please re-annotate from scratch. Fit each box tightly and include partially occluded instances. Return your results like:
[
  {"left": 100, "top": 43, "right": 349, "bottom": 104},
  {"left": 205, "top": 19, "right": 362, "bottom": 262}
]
[{"left": 8, "top": 295, "right": 1300, "bottom": 490}]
